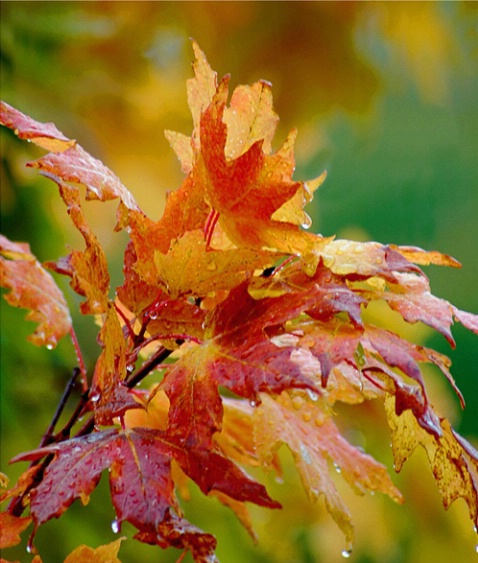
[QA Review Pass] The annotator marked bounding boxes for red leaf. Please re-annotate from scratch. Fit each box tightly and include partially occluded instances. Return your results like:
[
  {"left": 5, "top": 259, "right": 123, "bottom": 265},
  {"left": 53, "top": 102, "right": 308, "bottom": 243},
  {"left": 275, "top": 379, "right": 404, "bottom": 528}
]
[
  {"left": 12, "top": 426, "right": 267, "bottom": 558},
  {"left": 13, "top": 428, "right": 178, "bottom": 541}
]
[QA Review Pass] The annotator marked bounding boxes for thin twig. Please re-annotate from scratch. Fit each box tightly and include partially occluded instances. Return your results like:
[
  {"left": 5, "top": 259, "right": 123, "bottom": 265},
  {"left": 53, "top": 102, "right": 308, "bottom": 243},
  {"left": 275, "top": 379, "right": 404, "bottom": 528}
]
[
  {"left": 125, "top": 345, "right": 173, "bottom": 388},
  {"left": 39, "top": 368, "right": 80, "bottom": 447}
]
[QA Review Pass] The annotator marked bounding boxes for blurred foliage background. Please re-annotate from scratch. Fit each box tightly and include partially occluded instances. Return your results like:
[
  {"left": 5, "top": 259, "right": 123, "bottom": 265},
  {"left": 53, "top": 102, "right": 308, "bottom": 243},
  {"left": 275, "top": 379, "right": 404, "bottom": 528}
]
[{"left": 1, "top": 3, "right": 477, "bottom": 563}]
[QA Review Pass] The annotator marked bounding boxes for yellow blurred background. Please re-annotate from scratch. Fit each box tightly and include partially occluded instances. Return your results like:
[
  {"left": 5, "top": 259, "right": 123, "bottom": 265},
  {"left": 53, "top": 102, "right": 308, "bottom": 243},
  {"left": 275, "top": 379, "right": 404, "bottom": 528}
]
[{"left": 1, "top": 3, "right": 477, "bottom": 562}]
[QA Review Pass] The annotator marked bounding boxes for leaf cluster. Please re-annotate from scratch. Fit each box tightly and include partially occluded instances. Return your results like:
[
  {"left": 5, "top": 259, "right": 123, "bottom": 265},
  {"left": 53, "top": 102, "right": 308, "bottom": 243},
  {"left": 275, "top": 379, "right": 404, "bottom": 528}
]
[{"left": 1, "top": 42, "right": 478, "bottom": 562}]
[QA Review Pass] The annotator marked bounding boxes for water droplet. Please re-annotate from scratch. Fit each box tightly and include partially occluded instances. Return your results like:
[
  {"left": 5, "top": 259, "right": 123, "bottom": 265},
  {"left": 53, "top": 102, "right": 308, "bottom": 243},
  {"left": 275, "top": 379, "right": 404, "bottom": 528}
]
[
  {"left": 111, "top": 519, "right": 120, "bottom": 534},
  {"left": 126, "top": 364, "right": 135, "bottom": 373},
  {"left": 90, "top": 391, "right": 100, "bottom": 403},
  {"left": 302, "top": 411, "right": 312, "bottom": 422},
  {"left": 300, "top": 444, "right": 312, "bottom": 465},
  {"left": 341, "top": 549, "right": 352, "bottom": 558},
  {"left": 334, "top": 462, "right": 342, "bottom": 474},
  {"left": 249, "top": 399, "right": 257, "bottom": 408},
  {"left": 291, "top": 396, "right": 304, "bottom": 410},
  {"left": 125, "top": 226, "right": 132, "bottom": 234},
  {"left": 46, "top": 343, "right": 54, "bottom": 350},
  {"left": 275, "top": 475, "right": 284, "bottom": 484},
  {"left": 149, "top": 311, "right": 158, "bottom": 320},
  {"left": 306, "top": 389, "right": 319, "bottom": 401}
]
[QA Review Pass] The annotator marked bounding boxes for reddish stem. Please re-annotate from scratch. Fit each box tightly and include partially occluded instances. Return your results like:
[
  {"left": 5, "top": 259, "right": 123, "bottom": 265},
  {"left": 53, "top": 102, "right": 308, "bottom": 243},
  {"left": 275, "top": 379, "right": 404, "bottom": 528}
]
[
  {"left": 113, "top": 300, "right": 137, "bottom": 343},
  {"left": 204, "top": 209, "right": 220, "bottom": 247},
  {"left": 69, "top": 327, "right": 88, "bottom": 392},
  {"left": 270, "top": 255, "right": 299, "bottom": 276}
]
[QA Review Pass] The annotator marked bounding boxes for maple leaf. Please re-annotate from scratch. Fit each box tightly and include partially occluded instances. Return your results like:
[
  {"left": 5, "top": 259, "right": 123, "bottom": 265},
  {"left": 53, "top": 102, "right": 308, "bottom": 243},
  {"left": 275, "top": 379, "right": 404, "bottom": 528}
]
[
  {"left": 164, "top": 42, "right": 331, "bottom": 265},
  {"left": 11, "top": 429, "right": 180, "bottom": 544},
  {"left": 160, "top": 282, "right": 323, "bottom": 453},
  {"left": 42, "top": 174, "right": 111, "bottom": 315},
  {"left": 63, "top": 538, "right": 124, "bottom": 563},
  {"left": 0, "top": 235, "right": 71, "bottom": 348},
  {"left": 11, "top": 426, "right": 265, "bottom": 561},
  {"left": 0, "top": 101, "right": 139, "bottom": 211},
  {"left": 0, "top": 101, "right": 75, "bottom": 152},
  {"left": 154, "top": 229, "right": 278, "bottom": 299},
  {"left": 253, "top": 392, "right": 403, "bottom": 551},
  {"left": 198, "top": 77, "right": 328, "bottom": 258},
  {"left": 0, "top": 512, "right": 32, "bottom": 548},
  {"left": 385, "top": 395, "right": 478, "bottom": 530},
  {"left": 116, "top": 242, "right": 159, "bottom": 315},
  {"left": 319, "top": 239, "right": 422, "bottom": 281},
  {"left": 90, "top": 305, "right": 140, "bottom": 425}
]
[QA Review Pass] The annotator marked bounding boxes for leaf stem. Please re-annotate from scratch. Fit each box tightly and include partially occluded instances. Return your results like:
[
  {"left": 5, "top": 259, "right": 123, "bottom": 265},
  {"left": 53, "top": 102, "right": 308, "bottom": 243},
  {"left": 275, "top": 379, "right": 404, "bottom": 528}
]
[{"left": 69, "top": 327, "right": 88, "bottom": 392}]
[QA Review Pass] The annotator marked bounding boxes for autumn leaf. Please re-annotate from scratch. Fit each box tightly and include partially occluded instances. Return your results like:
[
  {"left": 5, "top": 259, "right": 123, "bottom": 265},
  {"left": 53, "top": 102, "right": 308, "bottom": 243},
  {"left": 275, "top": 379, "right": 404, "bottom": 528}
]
[
  {"left": 385, "top": 395, "right": 478, "bottom": 529},
  {"left": 0, "top": 101, "right": 75, "bottom": 152},
  {"left": 389, "top": 244, "right": 462, "bottom": 268},
  {"left": 223, "top": 79, "right": 278, "bottom": 159},
  {"left": 11, "top": 426, "right": 266, "bottom": 559},
  {"left": 319, "top": 240, "right": 422, "bottom": 281},
  {"left": 0, "top": 234, "right": 71, "bottom": 348},
  {"left": 42, "top": 174, "right": 110, "bottom": 315},
  {"left": 12, "top": 428, "right": 180, "bottom": 540},
  {"left": 154, "top": 229, "right": 278, "bottom": 299},
  {"left": 160, "top": 282, "right": 323, "bottom": 447},
  {"left": 0, "top": 512, "right": 32, "bottom": 548},
  {"left": 63, "top": 538, "right": 124, "bottom": 563},
  {"left": 90, "top": 305, "right": 140, "bottom": 425},
  {"left": 0, "top": 101, "right": 139, "bottom": 211},
  {"left": 253, "top": 392, "right": 402, "bottom": 551},
  {"left": 198, "top": 77, "right": 328, "bottom": 257}
]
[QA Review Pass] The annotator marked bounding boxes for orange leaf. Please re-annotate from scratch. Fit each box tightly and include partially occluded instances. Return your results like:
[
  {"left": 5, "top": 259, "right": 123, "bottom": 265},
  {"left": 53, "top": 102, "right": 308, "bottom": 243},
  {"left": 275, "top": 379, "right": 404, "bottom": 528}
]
[
  {"left": 64, "top": 538, "right": 124, "bottom": 563},
  {"left": 91, "top": 305, "right": 140, "bottom": 425},
  {"left": 154, "top": 229, "right": 278, "bottom": 298},
  {"left": 390, "top": 244, "right": 461, "bottom": 268},
  {"left": 43, "top": 175, "right": 110, "bottom": 315},
  {"left": 0, "top": 235, "right": 71, "bottom": 348},
  {"left": 0, "top": 512, "right": 32, "bottom": 548}
]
